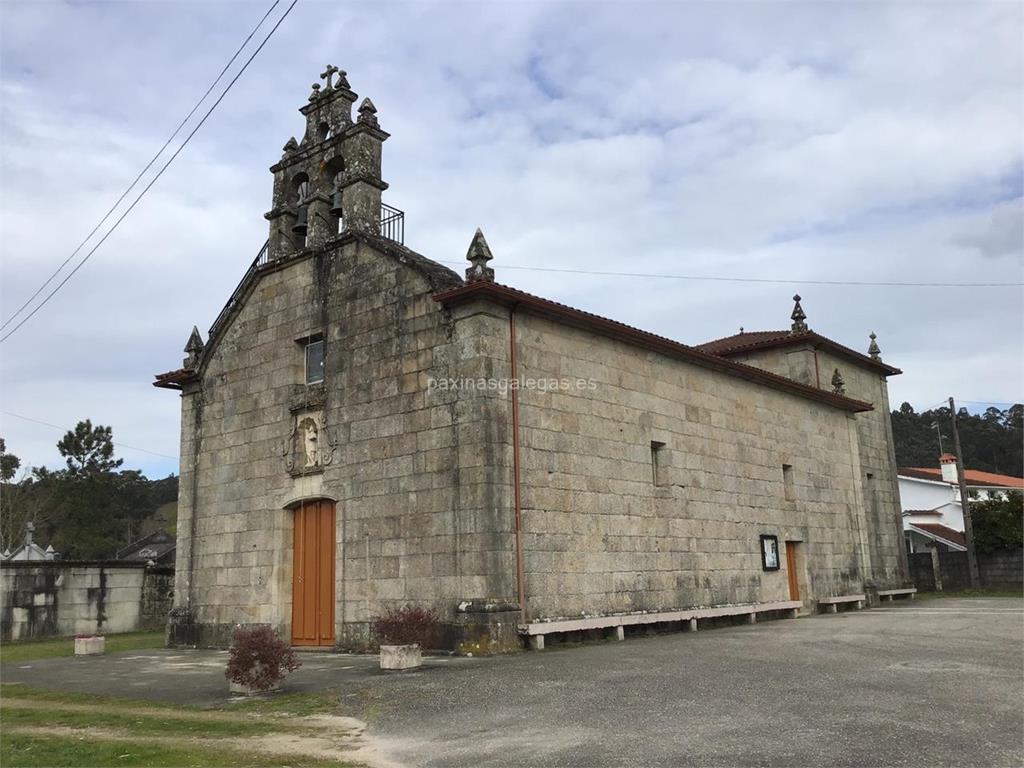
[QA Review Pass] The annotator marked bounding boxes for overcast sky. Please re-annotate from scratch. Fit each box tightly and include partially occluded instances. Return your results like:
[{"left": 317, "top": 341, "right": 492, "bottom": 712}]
[{"left": 1, "top": 0, "right": 1021, "bottom": 479}]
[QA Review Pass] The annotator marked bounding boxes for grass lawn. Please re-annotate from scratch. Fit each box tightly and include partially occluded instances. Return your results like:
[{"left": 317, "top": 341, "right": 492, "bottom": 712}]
[
  {"left": 0, "top": 632, "right": 166, "bottom": 665},
  {"left": 0, "top": 684, "right": 366, "bottom": 768}
]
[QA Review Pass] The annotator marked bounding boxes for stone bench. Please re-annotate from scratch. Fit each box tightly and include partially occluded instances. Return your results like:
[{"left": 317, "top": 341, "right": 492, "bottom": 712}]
[
  {"left": 519, "top": 600, "right": 803, "bottom": 650},
  {"left": 877, "top": 588, "right": 917, "bottom": 602},
  {"left": 818, "top": 594, "right": 866, "bottom": 613}
]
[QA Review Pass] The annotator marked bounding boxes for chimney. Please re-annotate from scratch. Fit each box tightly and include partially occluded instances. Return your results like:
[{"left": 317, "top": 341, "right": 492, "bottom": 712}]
[{"left": 939, "top": 453, "right": 958, "bottom": 483}]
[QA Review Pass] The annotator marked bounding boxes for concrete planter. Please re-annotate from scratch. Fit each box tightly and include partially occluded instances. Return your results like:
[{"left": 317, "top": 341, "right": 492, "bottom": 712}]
[
  {"left": 74, "top": 636, "right": 105, "bottom": 656},
  {"left": 380, "top": 644, "right": 421, "bottom": 671},
  {"left": 228, "top": 680, "right": 281, "bottom": 696}
]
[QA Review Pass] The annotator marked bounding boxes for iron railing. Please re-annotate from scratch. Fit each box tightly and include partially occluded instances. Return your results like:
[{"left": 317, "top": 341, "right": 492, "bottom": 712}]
[
  {"left": 380, "top": 202, "right": 404, "bottom": 245},
  {"left": 208, "top": 240, "right": 269, "bottom": 341}
]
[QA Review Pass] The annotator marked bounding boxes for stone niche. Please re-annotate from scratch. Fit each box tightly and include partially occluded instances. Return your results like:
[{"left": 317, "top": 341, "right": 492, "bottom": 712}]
[{"left": 282, "top": 409, "right": 336, "bottom": 476}]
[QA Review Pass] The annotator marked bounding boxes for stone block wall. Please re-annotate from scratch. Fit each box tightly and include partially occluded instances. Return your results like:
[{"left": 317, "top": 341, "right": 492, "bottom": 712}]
[
  {"left": 175, "top": 236, "right": 519, "bottom": 648},
  {"left": 910, "top": 548, "right": 1022, "bottom": 593},
  {"left": 978, "top": 549, "right": 1023, "bottom": 592},
  {"left": 907, "top": 551, "right": 937, "bottom": 591},
  {"left": 0, "top": 562, "right": 173, "bottom": 641},
  {"left": 815, "top": 349, "right": 906, "bottom": 588},
  {"left": 726, "top": 343, "right": 907, "bottom": 589},
  {"left": 510, "top": 313, "right": 868, "bottom": 621}
]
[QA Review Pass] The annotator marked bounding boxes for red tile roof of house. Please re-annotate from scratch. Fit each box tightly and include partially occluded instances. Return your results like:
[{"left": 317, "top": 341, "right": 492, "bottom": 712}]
[
  {"left": 908, "top": 523, "right": 967, "bottom": 548},
  {"left": 696, "top": 329, "right": 902, "bottom": 376},
  {"left": 899, "top": 467, "right": 1024, "bottom": 489}
]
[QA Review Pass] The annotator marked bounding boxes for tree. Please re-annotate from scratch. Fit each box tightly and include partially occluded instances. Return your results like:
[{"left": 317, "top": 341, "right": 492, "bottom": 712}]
[
  {"left": 0, "top": 427, "right": 178, "bottom": 558},
  {"left": 0, "top": 438, "right": 21, "bottom": 481},
  {"left": 971, "top": 491, "right": 1024, "bottom": 554},
  {"left": 0, "top": 470, "right": 54, "bottom": 553},
  {"left": 57, "top": 420, "right": 122, "bottom": 476},
  {"left": 35, "top": 422, "right": 153, "bottom": 558},
  {"left": 890, "top": 403, "right": 1023, "bottom": 476}
]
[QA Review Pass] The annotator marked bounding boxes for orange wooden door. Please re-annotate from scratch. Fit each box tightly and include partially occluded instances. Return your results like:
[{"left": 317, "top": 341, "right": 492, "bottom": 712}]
[
  {"left": 291, "top": 500, "right": 335, "bottom": 646},
  {"left": 785, "top": 542, "right": 800, "bottom": 601}
]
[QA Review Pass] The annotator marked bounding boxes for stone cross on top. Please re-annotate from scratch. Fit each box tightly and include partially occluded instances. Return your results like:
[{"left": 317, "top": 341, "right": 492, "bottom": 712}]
[
  {"left": 310, "top": 65, "right": 348, "bottom": 101},
  {"left": 320, "top": 65, "right": 339, "bottom": 89}
]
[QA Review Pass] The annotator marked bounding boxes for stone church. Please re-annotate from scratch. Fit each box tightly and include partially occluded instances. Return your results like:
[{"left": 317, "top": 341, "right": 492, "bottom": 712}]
[{"left": 155, "top": 68, "right": 910, "bottom": 651}]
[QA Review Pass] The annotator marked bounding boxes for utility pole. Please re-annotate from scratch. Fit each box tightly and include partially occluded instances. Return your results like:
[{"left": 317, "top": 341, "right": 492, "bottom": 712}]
[{"left": 949, "top": 397, "right": 981, "bottom": 589}]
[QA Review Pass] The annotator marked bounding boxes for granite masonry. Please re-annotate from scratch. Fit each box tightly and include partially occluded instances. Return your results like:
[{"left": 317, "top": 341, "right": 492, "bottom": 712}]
[{"left": 155, "top": 69, "right": 911, "bottom": 652}]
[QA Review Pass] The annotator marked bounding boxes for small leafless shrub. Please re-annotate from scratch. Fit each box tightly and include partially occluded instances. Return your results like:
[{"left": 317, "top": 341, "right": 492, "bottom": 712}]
[
  {"left": 224, "top": 626, "right": 300, "bottom": 691},
  {"left": 371, "top": 605, "right": 440, "bottom": 648}
]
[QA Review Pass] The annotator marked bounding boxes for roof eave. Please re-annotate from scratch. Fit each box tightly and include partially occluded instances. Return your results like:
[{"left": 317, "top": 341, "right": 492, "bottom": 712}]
[
  {"left": 907, "top": 524, "right": 967, "bottom": 551},
  {"left": 709, "top": 332, "right": 902, "bottom": 376},
  {"left": 434, "top": 282, "right": 873, "bottom": 414}
]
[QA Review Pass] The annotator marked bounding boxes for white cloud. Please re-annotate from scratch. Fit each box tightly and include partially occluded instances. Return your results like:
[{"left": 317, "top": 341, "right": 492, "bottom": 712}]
[{"left": 0, "top": 0, "right": 1021, "bottom": 473}]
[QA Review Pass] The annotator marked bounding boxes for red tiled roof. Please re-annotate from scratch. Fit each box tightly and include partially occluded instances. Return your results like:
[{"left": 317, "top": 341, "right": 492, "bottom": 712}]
[
  {"left": 153, "top": 367, "right": 196, "bottom": 390},
  {"left": 899, "top": 467, "right": 1024, "bottom": 489},
  {"left": 909, "top": 523, "right": 967, "bottom": 548},
  {"left": 433, "top": 282, "right": 874, "bottom": 413},
  {"left": 695, "top": 329, "right": 902, "bottom": 376},
  {"left": 697, "top": 330, "right": 792, "bottom": 354}
]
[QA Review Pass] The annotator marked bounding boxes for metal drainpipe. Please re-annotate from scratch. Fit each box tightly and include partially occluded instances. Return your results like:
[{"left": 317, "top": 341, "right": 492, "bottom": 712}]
[{"left": 509, "top": 305, "right": 527, "bottom": 623}]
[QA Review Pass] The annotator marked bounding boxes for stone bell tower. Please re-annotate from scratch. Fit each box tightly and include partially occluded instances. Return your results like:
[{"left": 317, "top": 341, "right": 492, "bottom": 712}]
[{"left": 265, "top": 66, "right": 389, "bottom": 260}]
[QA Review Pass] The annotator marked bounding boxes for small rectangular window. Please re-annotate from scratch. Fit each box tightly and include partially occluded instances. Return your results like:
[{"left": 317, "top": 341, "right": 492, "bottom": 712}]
[
  {"left": 651, "top": 441, "right": 668, "bottom": 487},
  {"left": 305, "top": 339, "right": 324, "bottom": 384},
  {"left": 782, "top": 464, "right": 795, "bottom": 501}
]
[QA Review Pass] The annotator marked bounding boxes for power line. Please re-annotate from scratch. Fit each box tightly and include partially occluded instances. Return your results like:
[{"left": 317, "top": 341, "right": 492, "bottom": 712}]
[
  {"left": 1, "top": 411, "right": 178, "bottom": 461},
  {"left": 437, "top": 260, "right": 1024, "bottom": 288},
  {"left": 0, "top": 0, "right": 299, "bottom": 345},
  {"left": 0, "top": 0, "right": 282, "bottom": 334}
]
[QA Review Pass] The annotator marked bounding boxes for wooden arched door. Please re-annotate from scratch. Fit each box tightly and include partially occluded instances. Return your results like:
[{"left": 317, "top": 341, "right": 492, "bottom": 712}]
[{"left": 291, "top": 500, "right": 335, "bottom": 646}]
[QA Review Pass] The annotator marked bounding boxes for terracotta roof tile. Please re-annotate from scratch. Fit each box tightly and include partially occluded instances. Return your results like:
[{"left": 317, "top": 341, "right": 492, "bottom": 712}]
[
  {"left": 696, "top": 330, "right": 792, "bottom": 354},
  {"left": 909, "top": 523, "right": 967, "bottom": 548},
  {"left": 695, "top": 329, "right": 902, "bottom": 376},
  {"left": 433, "top": 282, "right": 874, "bottom": 413},
  {"left": 899, "top": 467, "right": 1024, "bottom": 488}
]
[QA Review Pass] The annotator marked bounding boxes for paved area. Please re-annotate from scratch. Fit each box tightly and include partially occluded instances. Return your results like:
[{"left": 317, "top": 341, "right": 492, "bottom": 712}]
[
  {"left": 0, "top": 646, "right": 475, "bottom": 706},
  {"left": 3, "top": 598, "right": 1022, "bottom": 767}
]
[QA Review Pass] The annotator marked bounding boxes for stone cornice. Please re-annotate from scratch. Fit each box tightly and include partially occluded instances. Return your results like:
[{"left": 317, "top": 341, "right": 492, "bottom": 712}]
[
  {"left": 299, "top": 87, "right": 357, "bottom": 116},
  {"left": 271, "top": 123, "right": 391, "bottom": 173}
]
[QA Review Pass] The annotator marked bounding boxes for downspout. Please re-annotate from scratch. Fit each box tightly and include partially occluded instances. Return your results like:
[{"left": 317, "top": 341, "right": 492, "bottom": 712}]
[
  {"left": 509, "top": 305, "right": 527, "bottom": 623},
  {"left": 187, "top": 393, "right": 204, "bottom": 609}
]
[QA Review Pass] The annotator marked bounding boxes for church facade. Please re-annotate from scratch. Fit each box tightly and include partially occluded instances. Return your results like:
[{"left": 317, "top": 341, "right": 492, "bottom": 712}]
[{"left": 155, "top": 69, "right": 910, "bottom": 651}]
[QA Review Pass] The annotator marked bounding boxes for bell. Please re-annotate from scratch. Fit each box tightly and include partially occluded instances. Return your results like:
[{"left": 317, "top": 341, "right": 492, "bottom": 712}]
[
  {"left": 330, "top": 188, "right": 344, "bottom": 217},
  {"left": 291, "top": 204, "right": 308, "bottom": 235}
]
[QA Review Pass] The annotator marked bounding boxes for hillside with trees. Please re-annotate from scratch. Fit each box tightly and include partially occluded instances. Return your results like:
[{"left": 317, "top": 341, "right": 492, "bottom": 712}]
[
  {"left": 890, "top": 403, "right": 1023, "bottom": 477},
  {"left": 0, "top": 422, "right": 177, "bottom": 559}
]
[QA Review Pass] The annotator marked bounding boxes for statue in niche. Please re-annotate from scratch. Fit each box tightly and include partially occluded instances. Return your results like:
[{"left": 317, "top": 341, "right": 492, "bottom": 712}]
[
  {"left": 301, "top": 416, "right": 319, "bottom": 468},
  {"left": 281, "top": 410, "right": 334, "bottom": 475}
]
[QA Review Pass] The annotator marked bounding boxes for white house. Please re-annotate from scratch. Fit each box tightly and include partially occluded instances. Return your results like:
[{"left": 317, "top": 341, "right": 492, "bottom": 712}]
[{"left": 899, "top": 454, "right": 1023, "bottom": 553}]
